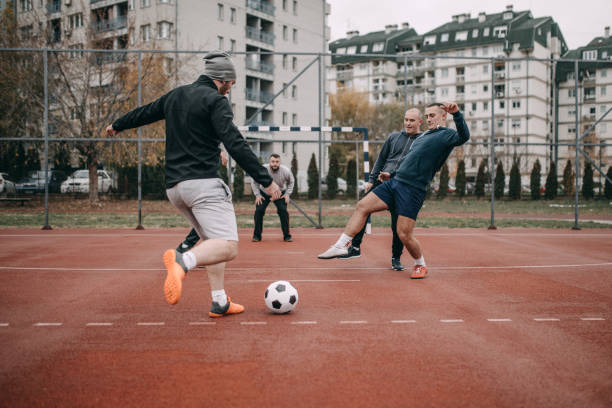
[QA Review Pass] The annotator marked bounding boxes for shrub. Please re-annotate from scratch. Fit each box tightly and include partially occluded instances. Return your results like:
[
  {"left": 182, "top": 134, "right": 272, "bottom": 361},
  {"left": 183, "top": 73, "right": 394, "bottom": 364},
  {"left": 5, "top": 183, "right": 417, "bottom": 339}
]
[
  {"left": 455, "top": 160, "right": 466, "bottom": 197},
  {"left": 307, "top": 153, "right": 319, "bottom": 199},
  {"left": 545, "top": 161, "right": 558, "bottom": 200},
  {"left": 475, "top": 159, "right": 487, "bottom": 199},
  {"left": 438, "top": 163, "right": 449, "bottom": 199},
  {"left": 326, "top": 149, "right": 340, "bottom": 199},
  {"left": 605, "top": 166, "right": 612, "bottom": 199},
  {"left": 582, "top": 161, "right": 594, "bottom": 200},
  {"left": 562, "top": 159, "right": 574, "bottom": 196},
  {"left": 509, "top": 160, "right": 521, "bottom": 200},
  {"left": 494, "top": 162, "right": 505, "bottom": 200},
  {"left": 530, "top": 159, "right": 541, "bottom": 200},
  {"left": 346, "top": 158, "right": 357, "bottom": 197}
]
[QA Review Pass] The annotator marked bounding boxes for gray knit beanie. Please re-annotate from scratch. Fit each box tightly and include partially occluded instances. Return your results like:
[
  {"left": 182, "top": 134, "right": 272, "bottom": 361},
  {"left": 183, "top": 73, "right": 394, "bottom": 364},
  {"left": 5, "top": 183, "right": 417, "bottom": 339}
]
[{"left": 203, "top": 51, "right": 236, "bottom": 81}]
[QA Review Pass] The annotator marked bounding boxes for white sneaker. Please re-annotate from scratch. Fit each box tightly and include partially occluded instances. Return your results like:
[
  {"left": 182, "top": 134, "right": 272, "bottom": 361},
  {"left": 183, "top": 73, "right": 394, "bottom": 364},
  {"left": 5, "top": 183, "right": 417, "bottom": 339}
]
[{"left": 318, "top": 245, "right": 348, "bottom": 259}]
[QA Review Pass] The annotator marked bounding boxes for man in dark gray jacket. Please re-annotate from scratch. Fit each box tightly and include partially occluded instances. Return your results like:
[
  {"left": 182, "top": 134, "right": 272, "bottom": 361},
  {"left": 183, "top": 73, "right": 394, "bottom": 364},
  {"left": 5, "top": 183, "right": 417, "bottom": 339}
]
[
  {"left": 106, "top": 52, "right": 281, "bottom": 317},
  {"left": 344, "top": 108, "right": 422, "bottom": 271}
]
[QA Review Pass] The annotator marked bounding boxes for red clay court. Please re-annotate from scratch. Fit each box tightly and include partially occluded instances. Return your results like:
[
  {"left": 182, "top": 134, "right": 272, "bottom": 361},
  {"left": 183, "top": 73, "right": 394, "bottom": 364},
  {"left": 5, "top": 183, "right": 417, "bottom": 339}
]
[{"left": 0, "top": 227, "right": 611, "bottom": 407}]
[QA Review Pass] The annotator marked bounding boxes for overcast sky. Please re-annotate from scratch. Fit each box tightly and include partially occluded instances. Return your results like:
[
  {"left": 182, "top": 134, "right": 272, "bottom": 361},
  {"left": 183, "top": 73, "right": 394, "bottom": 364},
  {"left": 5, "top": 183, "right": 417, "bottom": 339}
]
[{"left": 327, "top": 0, "right": 610, "bottom": 50}]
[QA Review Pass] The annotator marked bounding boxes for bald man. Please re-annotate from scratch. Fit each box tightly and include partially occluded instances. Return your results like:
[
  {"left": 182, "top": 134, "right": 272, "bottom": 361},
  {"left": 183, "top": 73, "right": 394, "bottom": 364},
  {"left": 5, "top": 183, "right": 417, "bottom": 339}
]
[{"left": 344, "top": 109, "right": 424, "bottom": 271}]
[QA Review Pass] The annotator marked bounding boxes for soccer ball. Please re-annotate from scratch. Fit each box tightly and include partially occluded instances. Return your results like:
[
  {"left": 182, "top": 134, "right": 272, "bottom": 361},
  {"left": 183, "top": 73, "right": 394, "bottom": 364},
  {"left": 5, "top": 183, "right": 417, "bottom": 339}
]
[{"left": 264, "top": 280, "right": 298, "bottom": 314}]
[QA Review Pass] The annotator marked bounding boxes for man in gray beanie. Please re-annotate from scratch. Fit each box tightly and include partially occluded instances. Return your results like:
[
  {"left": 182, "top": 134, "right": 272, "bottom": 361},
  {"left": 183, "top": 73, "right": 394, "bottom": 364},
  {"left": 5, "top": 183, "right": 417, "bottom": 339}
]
[{"left": 106, "top": 51, "right": 281, "bottom": 317}]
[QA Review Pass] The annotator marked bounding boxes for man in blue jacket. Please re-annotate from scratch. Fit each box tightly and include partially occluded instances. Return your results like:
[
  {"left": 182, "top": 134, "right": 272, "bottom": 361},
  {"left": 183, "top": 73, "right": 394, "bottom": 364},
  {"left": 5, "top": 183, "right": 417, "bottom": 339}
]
[
  {"left": 107, "top": 52, "right": 281, "bottom": 316},
  {"left": 318, "top": 102, "right": 469, "bottom": 279},
  {"left": 343, "top": 108, "right": 423, "bottom": 271}
]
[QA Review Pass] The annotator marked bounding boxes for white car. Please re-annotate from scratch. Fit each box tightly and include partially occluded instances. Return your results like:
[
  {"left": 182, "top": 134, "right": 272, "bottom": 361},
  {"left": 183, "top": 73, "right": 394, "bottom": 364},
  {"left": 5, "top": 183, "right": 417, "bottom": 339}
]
[
  {"left": 0, "top": 172, "right": 17, "bottom": 197},
  {"left": 60, "top": 170, "right": 113, "bottom": 194}
]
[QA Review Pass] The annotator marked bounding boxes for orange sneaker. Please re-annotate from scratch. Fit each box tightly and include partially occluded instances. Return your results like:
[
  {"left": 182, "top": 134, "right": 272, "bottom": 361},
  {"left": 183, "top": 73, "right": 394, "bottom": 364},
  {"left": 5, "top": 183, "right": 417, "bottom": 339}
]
[
  {"left": 411, "top": 264, "right": 428, "bottom": 279},
  {"left": 163, "top": 249, "right": 186, "bottom": 305},
  {"left": 209, "top": 296, "right": 245, "bottom": 318}
]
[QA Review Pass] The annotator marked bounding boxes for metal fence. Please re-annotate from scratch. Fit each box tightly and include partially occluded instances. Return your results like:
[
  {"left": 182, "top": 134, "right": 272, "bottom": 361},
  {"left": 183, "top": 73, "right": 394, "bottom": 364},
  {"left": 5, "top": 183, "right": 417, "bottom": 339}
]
[{"left": 0, "top": 48, "right": 611, "bottom": 230}]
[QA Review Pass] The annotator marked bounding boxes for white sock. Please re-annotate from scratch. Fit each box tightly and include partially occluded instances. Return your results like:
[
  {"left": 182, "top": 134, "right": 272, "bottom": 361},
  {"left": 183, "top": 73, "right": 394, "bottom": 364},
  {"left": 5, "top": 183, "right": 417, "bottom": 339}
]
[
  {"left": 182, "top": 251, "right": 197, "bottom": 271},
  {"left": 211, "top": 289, "right": 227, "bottom": 307},
  {"left": 334, "top": 233, "right": 353, "bottom": 249},
  {"left": 414, "top": 256, "right": 426, "bottom": 266}
]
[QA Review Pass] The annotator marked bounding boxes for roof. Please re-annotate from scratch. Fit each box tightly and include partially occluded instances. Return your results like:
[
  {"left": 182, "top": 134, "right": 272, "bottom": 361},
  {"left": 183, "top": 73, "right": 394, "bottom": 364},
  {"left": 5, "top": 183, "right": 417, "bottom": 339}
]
[
  {"left": 329, "top": 26, "right": 419, "bottom": 64},
  {"left": 557, "top": 34, "right": 612, "bottom": 83}
]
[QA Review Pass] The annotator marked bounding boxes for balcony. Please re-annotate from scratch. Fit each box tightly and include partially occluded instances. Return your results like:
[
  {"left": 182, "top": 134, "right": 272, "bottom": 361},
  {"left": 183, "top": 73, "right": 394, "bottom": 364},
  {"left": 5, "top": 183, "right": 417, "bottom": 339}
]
[
  {"left": 246, "top": 0, "right": 275, "bottom": 16},
  {"left": 246, "top": 88, "right": 275, "bottom": 104},
  {"left": 336, "top": 69, "right": 353, "bottom": 81},
  {"left": 46, "top": 1, "right": 61, "bottom": 14},
  {"left": 456, "top": 92, "right": 465, "bottom": 100},
  {"left": 456, "top": 74, "right": 465, "bottom": 83},
  {"left": 94, "top": 52, "right": 127, "bottom": 65},
  {"left": 93, "top": 15, "right": 128, "bottom": 33},
  {"left": 584, "top": 94, "right": 596, "bottom": 101},
  {"left": 495, "top": 91, "right": 505, "bottom": 98},
  {"left": 246, "top": 26, "right": 275, "bottom": 46},
  {"left": 246, "top": 59, "right": 274, "bottom": 74},
  {"left": 494, "top": 72, "right": 506, "bottom": 81}
]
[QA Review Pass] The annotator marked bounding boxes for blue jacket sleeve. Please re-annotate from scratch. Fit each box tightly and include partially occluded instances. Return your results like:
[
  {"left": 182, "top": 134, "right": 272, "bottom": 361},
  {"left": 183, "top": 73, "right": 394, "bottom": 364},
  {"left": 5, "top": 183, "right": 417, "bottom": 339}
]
[
  {"left": 369, "top": 136, "right": 392, "bottom": 183},
  {"left": 451, "top": 111, "right": 470, "bottom": 146}
]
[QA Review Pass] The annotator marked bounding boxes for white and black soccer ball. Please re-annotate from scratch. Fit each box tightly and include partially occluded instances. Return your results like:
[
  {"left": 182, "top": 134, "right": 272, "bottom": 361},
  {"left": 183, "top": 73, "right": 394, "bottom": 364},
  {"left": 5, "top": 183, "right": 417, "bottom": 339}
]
[{"left": 264, "top": 280, "right": 298, "bottom": 314}]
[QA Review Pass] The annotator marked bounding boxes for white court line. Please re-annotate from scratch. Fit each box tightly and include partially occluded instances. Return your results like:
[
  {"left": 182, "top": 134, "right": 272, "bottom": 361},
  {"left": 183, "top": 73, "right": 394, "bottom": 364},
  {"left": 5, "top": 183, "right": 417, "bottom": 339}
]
[
  {"left": 240, "top": 322, "right": 267, "bottom": 326},
  {"left": 34, "top": 322, "right": 62, "bottom": 327},
  {"left": 487, "top": 318, "right": 512, "bottom": 322},
  {"left": 391, "top": 320, "right": 417, "bottom": 324},
  {"left": 0, "top": 323, "right": 9, "bottom": 327},
  {"left": 137, "top": 322, "right": 165, "bottom": 326},
  {"left": 441, "top": 319, "right": 464, "bottom": 323},
  {"left": 247, "top": 279, "right": 360, "bottom": 283},
  {"left": 534, "top": 318, "right": 560, "bottom": 322},
  {"left": 340, "top": 320, "right": 367, "bottom": 324},
  {"left": 86, "top": 322, "right": 113, "bottom": 326},
  {"left": 189, "top": 322, "right": 216, "bottom": 326},
  {"left": 580, "top": 317, "right": 605, "bottom": 321},
  {"left": 291, "top": 321, "right": 318, "bottom": 325}
]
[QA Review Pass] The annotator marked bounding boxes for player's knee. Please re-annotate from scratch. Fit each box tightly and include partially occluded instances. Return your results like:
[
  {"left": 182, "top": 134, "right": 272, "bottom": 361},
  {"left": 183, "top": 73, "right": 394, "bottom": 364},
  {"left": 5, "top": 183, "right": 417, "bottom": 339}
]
[
  {"left": 355, "top": 200, "right": 369, "bottom": 215},
  {"left": 397, "top": 228, "right": 412, "bottom": 243},
  {"left": 224, "top": 240, "right": 239, "bottom": 260}
]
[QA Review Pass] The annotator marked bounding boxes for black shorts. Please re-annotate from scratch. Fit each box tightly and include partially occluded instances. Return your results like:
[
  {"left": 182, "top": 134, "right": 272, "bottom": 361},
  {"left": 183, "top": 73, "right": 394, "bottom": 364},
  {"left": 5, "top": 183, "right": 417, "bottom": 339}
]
[{"left": 372, "top": 179, "right": 426, "bottom": 220}]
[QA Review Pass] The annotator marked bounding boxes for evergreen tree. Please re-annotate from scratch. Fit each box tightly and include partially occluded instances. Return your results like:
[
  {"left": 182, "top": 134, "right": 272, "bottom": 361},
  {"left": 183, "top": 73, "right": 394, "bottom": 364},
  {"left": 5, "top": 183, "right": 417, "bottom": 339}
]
[
  {"left": 494, "top": 162, "right": 505, "bottom": 200},
  {"left": 545, "top": 161, "right": 558, "bottom": 200},
  {"left": 53, "top": 142, "right": 73, "bottom": 175},
  {"left": 232, "top": 164, "right": 244, "bottom": 201},
  {"left": 291, "top": 151, "right": 298, "bottom": 195},
  {"left": 307, "top": 153, "right": 319, "bottom": 199},
  {"left": 530, "top": 159, "right": 541, "bottom": 200},
  {"left": 582, "top": 161, "right": 594, "bottom": 200},
  {"left": 605, "top": 166, "right": 612, "bottom": 199},
  {"left": 509, "top": 160, "right": 521, "bottom": 200},
  {"left": 455, "top": 160, "right": 466, "bottom": 197},
  {"left": 475, "top": 159, "right": 487, "bottom": 199},
  {"left": 24, "top": 145, "right": 41, "bottom": 175},
  {"left": 438, "top": 163, "right": 449, "bottom": 199},
  {"left": 562, "top": 159, "right": 574, "bottom": 197},
  {"left": 346, "top": 158, "right": 357, "bottom": 197},
  {"left": 326, "top": 149, "right": 340, "bottom": 199}
]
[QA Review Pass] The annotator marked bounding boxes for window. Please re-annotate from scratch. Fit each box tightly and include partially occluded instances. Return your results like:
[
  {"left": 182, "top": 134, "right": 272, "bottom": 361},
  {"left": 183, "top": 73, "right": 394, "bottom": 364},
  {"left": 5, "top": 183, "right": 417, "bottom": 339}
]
[
  {"left": 372, "top": 42, "right": 384, "bottom": 52},
  {"left": 68, "top": 43, "right": 83, "bottom": 59},
  {"left": 336, "top": 47, "right": 346, "bottom": 54},
  {"left": 483, "top": 27, "right": 490, "bottom": 36},
  {"left": 471, "top": 85, "right": 477, "bottom": 94},
  {"left": 471, "top": 102, "right": 477, "bottom": 111},
  {"left": 512, "top": 62, "right": 521, "bottom": 71},
  {"left": 499, "top": 101, "right": 505, "bottom": 109},
  {"left": 217, "top": 3, "right": 223, "bottom": 21},
  {"left": 482, "top": 46, "right": 489, "bottom": 56},
  {"left": 20, "top": 25, "right": 33, "bottom": 39},
  {"left": 158, "top": 21, "right": 172, "bottom": 39},
  {"left": 230, "top": 7, "right": 236, "bottom": 24},
  {"left": 471, "top": 48, "right": 477, "bottom": 56},
  {"left": 440, "top": 88, "right": 449, "bottom": 96},
  {"left": 217, "top": 36, "right": 223, "bottom": 49},
  {"left": 424, "top": 35, "right": 436, "bottom": 45},
  {"left": 512, "top": 100, "right": 521, "bottom": 109},
  {"left": 568, "top": 89, "right": 576, "bottom": 98},
  {"left": 292, "top": 28, "right": 297, "bottom": 43},
  {"left": 483, "top": 101, "right": 489, "bottom": 111},
  {"left": 441, "top": 68, "right": 448, "bottom": 78},
  {"left": 20, "top": 0, "right": 33, "bottom": 11},
  {"left": 283, "top": 25, "right": 288, "bottom": 40},
  {"left": 472, "top": 29, "right": 478, "bottom": 38},
  {"left": 291, "top": 85, "right": 297, "bottom": 98},
  {"left": 603, "top": 51, "right": 608, "bottom": 59},
  {"left": 282, "top": 83, "right": 288, "bottom": 97},
  {"left": 293, "top": 0, "right": 297, "bottom": 15},
  {"left": 494, "top": 26, "right": 507, "bottom": 38},
  {"left": 456, "top": 31, "right": 468, "bottom": 41},
  {"left": 602, "top": 69, "right": 607, "bottom": 77},
  {"left": 568, "top": 126, "right": 576, "bottom": 134},
  {"left": 497, "top": 119, "right": 504, "bottom": 129},
  {"left": 483, "top": 64, "right": 489, "bottom": 73},
  {"left": 158, "top": 0, "right": 171, "bottom": 3},
  {"left": 601, "top": 105, "right": 607, "bottom": 114},
  {"left": 162, "top": 57, "right": 173, "bottom": 74},
  {"left": 601, "top": 86, "right": 607, "bottom": 96},
  {"left": 282, "top": 112, "right": 288, "bottom": 125},
  {"left": 68, "top": 13, "right": 83, "bottom": 29},
  {"left": 292, "top": 113, "right": 297, "bottom": 126},
  {"left": 282, "top": 54, "right": 287, "bottom": 69},
  {"left": 230, "top": 39, "right": 236, "bottom": 52},
  {"left": 142, "top": 0, "right": 151, "bottom": 7},
  {"left": 471, "top": 121, "right": 477, "bottom": 130},
  {"left": 600, "top": 123, "right": 608, "bottom": 133},
  {"left": 141, "top": 24, "right": 151, "bottom": 42},
  {"left": 347, "top": 45, "right": 357, "bottom": 54},
  {"left": 360, "top": 44, "right": 368, "bottom": 53},
  {"left": 582, "top": 50, "right": 597, "bottom": 60},
  {"left": 292, "top": 56, "right": 297, "bottom": 71},
  {"left": 482, "top": 120, "right": 489, "bottom": 130},
  {"left": 282, "top": 0, "right": 287, "bottom": 11},
  {"left": 483, "top": 84, "right": 489, "bottom": 93},
  {"left": 440, "top": 33, "right": 449, "bottom": 42}
]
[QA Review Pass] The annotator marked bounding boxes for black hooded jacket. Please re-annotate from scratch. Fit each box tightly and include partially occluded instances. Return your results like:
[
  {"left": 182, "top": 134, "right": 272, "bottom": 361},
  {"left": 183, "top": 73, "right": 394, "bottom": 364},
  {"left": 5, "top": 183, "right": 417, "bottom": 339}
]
[{"left": 112, "top": 75, "right": 272, "bottom": 189}]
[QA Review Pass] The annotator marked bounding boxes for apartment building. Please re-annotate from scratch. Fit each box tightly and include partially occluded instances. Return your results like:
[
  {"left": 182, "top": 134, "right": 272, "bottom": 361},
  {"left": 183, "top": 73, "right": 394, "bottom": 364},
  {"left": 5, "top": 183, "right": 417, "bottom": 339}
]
[
  {"left": 328, "top": 6, "right": 568, "bottom": 182},
  {"left": 556, "top": 27, "right": 612, "bottom": 176},
  {"left": 15, "top": 0, "right": 330, "bottom": 191}
]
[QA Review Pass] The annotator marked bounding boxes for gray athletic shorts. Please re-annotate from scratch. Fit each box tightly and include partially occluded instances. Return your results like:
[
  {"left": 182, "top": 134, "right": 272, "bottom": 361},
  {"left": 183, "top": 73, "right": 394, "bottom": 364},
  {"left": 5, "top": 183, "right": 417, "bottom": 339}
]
[{"left": 166, "top": 178, "right": 238, "bottom": 241}]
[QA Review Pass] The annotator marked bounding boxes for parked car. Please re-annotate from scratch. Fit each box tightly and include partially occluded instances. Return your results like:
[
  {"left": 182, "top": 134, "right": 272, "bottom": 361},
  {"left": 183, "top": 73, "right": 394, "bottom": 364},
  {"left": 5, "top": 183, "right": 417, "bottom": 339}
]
[
  {"left": 320, "top": 177, "right": 347, "bottom": 194},
  {"left": 60, "top": 169, "right": 113, "bottom": 194},
  {"left": 0, "top": 172, "right": 16, "bottom": 197},
  {"left": 16, "top": 170, "right": 66, "bottom": 194}
]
